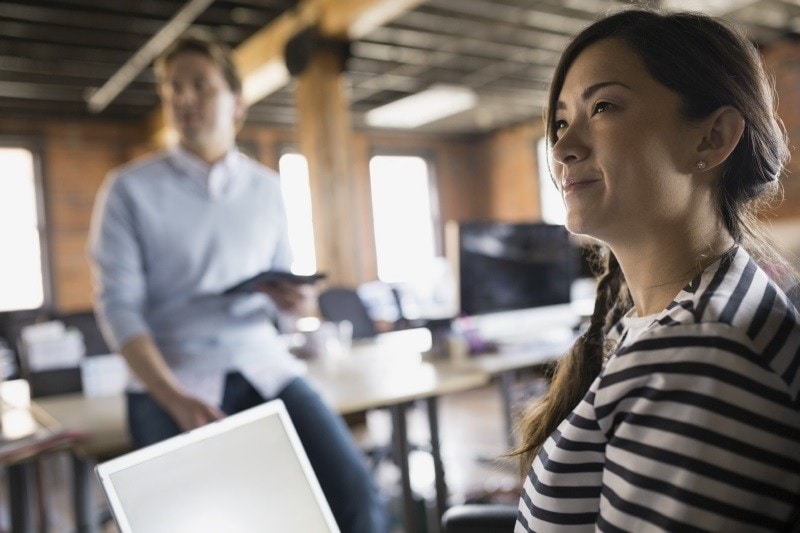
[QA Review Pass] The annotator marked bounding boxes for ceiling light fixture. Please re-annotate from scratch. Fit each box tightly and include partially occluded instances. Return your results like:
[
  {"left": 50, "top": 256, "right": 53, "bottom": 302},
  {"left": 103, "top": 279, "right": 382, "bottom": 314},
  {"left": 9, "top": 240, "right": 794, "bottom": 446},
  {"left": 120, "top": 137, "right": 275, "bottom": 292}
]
[{"left": 365, "top": 84, "right": 478, "bottom": 128}]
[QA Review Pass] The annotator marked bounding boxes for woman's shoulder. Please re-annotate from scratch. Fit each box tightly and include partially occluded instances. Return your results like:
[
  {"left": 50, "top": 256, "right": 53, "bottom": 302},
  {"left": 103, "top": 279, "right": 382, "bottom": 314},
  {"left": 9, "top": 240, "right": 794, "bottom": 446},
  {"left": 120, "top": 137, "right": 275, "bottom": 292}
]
[
  {"left": 652, "top": 247, "right": 799, "bottom": 347},
  {"left": 611, "top": 312, "right": 800, "bottom": 406}
]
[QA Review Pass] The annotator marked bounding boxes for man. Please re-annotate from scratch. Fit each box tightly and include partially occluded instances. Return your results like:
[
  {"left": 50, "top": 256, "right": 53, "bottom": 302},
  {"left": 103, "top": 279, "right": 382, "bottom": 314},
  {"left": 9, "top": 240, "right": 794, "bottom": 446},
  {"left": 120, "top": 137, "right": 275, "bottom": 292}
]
[{"left": 88, "top": 32, "right": 386, "bottom": 532}]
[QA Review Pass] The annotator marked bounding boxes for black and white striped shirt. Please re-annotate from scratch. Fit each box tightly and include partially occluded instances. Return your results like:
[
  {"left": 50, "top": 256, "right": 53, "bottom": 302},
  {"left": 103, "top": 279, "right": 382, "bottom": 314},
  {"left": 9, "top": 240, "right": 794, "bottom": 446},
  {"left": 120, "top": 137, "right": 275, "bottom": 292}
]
[{"left": 517, "top": 246, "right": 800, "bottom": 532}]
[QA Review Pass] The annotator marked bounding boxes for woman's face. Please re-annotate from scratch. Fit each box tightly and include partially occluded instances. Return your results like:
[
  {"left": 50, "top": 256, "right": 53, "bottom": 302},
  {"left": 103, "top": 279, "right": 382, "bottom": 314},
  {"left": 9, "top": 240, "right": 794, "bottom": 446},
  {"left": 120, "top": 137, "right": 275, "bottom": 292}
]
[{"left": 551, "top": 38, "right": 701, "bottom": 245}]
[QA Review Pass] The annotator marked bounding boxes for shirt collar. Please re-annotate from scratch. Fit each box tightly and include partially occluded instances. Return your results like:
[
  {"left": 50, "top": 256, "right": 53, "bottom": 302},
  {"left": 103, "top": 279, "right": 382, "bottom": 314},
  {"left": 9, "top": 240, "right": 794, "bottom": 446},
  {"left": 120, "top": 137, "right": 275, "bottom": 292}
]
[{"left": 169, "top": 145, "right": 240, "bottom": 198}]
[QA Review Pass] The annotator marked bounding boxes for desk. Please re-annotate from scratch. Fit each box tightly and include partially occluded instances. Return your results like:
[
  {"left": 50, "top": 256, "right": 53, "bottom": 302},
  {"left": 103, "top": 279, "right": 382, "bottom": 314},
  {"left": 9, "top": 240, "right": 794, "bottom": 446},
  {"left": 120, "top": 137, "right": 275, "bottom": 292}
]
[
  {"left": 308, "top": 346, "right": 488, "bottom": 533},
  {"left": 33, "top": 329, "right": 489, "bottom": 533},
  {"left": 459, "top": 305, "right": 582, "bottom": 449},
  {"left": 462, "top": 338, "right": 575, "bottom": 449},
  {"left": 1, "top": 385, "right": 84, "bottom": 533},
  {"left": 32, "top": 393, "right": 132, "bottom": 533}
]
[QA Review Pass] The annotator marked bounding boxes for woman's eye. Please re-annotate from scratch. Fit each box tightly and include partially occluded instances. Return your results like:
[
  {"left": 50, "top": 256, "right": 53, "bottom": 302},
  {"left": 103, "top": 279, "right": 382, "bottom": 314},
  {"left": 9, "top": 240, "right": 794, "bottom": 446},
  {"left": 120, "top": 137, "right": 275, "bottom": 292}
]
[
  {"left": 592, "top": 101, "right": 612, "bottom": 115},
  {"left": 554, "top": 119, "right": 568, "bottom": 137}
]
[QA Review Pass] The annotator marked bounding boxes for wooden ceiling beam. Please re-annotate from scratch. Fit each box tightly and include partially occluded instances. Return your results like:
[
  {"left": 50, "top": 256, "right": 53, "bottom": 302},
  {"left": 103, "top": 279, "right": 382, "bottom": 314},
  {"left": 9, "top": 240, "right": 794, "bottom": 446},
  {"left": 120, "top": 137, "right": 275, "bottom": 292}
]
[
  {"left": 149, "top": 0, "right": 424, "bottom": 141},
  {"left": 235, "top": 0, "right": 425, "bottom": 105},
  {"left": 319, "top": 0, "right": 426, "bottom": 39}
]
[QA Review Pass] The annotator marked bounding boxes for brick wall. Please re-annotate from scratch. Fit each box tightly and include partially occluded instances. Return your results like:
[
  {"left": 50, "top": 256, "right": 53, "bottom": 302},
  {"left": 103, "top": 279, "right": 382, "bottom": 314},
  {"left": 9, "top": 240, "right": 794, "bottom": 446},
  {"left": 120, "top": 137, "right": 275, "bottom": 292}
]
[
  {"left": 0, "top": 117, "right": 496, "bottom": 313},
  {"left": 762, "top": 39, "right": 800, "bottom": 219},
  {"left": 12, "top": 46, "right": 799, "bottom": 316}
]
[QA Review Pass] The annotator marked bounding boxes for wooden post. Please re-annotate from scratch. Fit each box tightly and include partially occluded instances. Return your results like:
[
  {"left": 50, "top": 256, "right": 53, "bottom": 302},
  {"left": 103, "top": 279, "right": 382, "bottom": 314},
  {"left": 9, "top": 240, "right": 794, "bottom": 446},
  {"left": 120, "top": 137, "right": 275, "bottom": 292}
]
[{"left": 294, "top": 41, "right": 363, "bottom": 287}]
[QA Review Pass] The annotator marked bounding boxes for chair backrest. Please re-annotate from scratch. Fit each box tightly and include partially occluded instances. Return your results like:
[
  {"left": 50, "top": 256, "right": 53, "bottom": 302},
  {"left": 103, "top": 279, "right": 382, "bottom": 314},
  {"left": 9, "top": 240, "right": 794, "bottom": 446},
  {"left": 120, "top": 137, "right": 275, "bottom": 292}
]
[
  {"left": 357, "top": 281, "right": 403, "bottom": 324},
  {"left": 318, "top": 287, "right": 377, "bottom": 339},
  {"left": 441, "top": 504, "right": 517, "bottom": 533}
]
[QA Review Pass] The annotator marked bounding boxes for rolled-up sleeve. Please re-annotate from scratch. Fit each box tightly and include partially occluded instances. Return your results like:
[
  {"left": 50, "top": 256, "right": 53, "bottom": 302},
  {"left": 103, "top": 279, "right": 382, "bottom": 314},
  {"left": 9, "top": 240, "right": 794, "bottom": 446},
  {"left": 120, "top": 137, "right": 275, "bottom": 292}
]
[{"left": 88, "top": 172, "right": 150, "bottom": 351}]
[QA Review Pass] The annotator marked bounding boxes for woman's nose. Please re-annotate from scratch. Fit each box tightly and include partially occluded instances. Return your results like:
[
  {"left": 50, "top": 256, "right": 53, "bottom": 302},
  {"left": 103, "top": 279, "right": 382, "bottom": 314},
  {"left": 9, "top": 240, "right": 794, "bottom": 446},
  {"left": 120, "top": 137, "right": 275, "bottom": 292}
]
[{"left": 551, "top": 124, "right": 589, "bottom": 165}]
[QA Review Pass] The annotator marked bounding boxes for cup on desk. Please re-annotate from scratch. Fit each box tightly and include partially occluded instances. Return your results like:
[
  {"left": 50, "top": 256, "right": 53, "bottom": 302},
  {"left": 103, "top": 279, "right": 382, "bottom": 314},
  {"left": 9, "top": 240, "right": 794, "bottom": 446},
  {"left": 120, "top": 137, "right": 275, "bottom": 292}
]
[
  {"left": 447, "top": 333, "right": 470, "bottom": 365},
  {"left": 308, "top": 320, "right": 353, "bottom": 365}
]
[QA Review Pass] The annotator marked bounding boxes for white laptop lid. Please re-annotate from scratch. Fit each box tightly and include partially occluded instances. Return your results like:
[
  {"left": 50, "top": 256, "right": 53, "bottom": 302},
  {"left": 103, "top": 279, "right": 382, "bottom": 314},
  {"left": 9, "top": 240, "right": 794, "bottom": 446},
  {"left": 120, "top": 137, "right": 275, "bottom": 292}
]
[{"left": 95, "top": 399, "right": 340, "bottom": 533}]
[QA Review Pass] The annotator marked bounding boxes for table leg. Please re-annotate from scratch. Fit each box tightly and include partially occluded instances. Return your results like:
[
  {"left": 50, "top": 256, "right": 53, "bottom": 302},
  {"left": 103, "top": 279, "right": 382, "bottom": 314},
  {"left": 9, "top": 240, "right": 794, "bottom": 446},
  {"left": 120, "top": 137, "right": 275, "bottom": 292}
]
[
  {"left": 499, "top": 372, "right": 516, "bottom": 449},
  {"left": 72, "top": 454, "right": 100, "bottom": 533},
  {"left": 35, "top": 459, "right": 50, "bottom": 531},
  {"left": 8, "top": 462, "right": 36, "bottom": 533},
  {"left": 426, "top": 396, "right": 447, "bottom": 530},
  {"left": 389, "top": 403, "right": 418, "bottom": 533}
]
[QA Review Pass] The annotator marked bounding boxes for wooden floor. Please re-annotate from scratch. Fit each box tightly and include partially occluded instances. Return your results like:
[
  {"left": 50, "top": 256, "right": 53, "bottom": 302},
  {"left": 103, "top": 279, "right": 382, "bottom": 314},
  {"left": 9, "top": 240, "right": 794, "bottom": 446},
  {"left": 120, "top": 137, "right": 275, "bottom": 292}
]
[{"left": 0, "top": 383, "right": 525, "bottom": 533}]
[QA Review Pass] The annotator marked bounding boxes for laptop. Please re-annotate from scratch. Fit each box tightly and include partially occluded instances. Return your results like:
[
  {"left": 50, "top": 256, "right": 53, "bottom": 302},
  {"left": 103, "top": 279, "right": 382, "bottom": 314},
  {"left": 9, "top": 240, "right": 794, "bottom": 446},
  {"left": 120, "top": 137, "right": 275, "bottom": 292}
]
[{"left": 95, "top": 399, "right": 340, "bottom": 533}]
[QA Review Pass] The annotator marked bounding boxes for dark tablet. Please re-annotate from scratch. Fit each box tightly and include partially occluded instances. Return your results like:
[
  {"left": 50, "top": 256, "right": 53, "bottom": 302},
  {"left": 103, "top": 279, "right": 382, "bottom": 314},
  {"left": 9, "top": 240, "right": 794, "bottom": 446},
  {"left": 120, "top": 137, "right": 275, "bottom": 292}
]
[{"left": 223, "top": 270, "right": 326, "bottom": 294}]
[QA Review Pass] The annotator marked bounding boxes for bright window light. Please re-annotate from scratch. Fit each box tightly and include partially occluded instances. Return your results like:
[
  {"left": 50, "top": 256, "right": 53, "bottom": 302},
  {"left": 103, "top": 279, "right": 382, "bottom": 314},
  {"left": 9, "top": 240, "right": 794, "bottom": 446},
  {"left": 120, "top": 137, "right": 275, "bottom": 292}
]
[
  {"left": 537, "top": 137, "right": 566, "bottom": 225},
  {"left": 0, "top": 148, "right": 44, "bottom": 311},
  {"left": 278, "top": 153, "right": 317, "bottom": 275},
  {"left": 370, "top": 155, "right": 436, "bottom": 283}
]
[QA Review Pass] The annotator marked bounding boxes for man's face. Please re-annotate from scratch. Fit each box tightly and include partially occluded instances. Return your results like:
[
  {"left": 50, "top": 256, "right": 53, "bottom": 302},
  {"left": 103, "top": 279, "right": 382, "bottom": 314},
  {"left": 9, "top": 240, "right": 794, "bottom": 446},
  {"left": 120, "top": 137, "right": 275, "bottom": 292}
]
[{"left": 159, "top": 51, "right": 244, "bottom": 158}]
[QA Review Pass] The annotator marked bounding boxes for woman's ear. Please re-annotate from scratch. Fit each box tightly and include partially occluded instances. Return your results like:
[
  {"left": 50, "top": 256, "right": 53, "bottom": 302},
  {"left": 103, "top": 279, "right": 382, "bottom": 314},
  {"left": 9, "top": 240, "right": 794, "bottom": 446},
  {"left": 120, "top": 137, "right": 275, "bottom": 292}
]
[
  {"left": 234, "top": 93, "right": 247, "bottom": 127},
  {"left": 694, "top": 106, "right": 745, "bottom": 172}
]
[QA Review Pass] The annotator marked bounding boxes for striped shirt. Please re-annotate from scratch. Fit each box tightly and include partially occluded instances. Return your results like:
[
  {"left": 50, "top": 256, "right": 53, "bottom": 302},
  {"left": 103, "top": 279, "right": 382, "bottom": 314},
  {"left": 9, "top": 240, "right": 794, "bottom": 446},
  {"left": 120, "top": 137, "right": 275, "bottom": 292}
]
[{"left": 517, "top": 246, "right": 800, "bottom": 532}]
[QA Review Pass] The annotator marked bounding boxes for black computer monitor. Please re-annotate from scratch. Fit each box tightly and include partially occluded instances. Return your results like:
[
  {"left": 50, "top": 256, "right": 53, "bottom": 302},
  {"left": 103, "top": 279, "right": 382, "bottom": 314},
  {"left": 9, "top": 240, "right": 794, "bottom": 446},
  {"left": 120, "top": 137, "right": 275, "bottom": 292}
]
[{"left": 457, "top": 221, "right": 577, "bottom": 316}]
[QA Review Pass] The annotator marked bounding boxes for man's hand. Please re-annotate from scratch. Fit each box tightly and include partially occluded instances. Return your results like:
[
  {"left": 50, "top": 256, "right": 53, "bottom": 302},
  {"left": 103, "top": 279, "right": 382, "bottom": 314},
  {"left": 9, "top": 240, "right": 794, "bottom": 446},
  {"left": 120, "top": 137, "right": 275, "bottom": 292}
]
[
  {"left": 119, "top": 334, "right": 226, "bottom": 432},
  {"left": 259, "top": 280, "right": 318, "bottom": 316},
  {"left": 164, "top": 392, "right": 226, "bottom": 432}
]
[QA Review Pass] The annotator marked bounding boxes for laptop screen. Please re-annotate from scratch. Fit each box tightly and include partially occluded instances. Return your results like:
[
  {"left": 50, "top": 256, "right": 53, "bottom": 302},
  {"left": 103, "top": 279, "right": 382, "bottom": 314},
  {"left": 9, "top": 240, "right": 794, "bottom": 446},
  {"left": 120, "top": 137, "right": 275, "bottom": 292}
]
[{"left": 96, "top": 400, "right": 339, "bottom": 533}]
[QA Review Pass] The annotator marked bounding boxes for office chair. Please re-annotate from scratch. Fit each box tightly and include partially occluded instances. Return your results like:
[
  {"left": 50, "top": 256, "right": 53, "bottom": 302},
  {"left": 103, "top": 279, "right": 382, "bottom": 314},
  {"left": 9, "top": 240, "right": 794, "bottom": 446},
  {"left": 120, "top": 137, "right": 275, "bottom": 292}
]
[
  {"left": 318, "top": 287, "right": 378, "bottom": 339},
  {"left": 441, "top": 503, "right": 517, "bottom": 533}
]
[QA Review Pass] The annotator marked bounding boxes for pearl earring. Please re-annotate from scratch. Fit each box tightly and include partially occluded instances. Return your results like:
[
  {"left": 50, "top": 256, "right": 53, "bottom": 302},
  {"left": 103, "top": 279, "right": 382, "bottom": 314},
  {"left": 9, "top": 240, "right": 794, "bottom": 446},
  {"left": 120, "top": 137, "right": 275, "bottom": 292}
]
[{"left": 696, "top": 160, "right": 707, "bottom": 170}]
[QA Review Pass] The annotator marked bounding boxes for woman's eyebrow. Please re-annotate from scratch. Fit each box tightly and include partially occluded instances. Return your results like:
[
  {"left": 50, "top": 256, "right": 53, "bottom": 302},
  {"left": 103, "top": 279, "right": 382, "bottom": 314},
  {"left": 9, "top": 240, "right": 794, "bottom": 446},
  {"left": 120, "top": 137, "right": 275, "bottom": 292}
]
[{"left": 556, "top": 81, "right": 631, "bottom": 110}]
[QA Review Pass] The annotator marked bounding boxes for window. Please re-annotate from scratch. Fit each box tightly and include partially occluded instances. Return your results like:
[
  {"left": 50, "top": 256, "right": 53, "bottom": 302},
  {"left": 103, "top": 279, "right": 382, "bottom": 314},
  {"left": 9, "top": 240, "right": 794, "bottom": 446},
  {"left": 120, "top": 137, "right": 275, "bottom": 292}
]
[
  {"left": 369, "top": 155, "right": 438, "bottom": 283},
  {"left": 0, "top": 147, "right": 45, "bottom": 311},
  {"left": 277, "top": 153, "right": 317, "bottom": 275},
  {"left": 537, "top": 137, "right": 566, "bottom": 225}
]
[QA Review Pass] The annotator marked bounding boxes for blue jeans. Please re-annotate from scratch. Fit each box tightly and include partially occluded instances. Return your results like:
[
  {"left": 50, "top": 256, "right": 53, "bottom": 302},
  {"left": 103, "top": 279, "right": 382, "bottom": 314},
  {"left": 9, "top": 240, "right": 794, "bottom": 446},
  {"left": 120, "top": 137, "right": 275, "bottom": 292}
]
[{"left": 128, "top": 374, "right": 388, "bottom": 533}]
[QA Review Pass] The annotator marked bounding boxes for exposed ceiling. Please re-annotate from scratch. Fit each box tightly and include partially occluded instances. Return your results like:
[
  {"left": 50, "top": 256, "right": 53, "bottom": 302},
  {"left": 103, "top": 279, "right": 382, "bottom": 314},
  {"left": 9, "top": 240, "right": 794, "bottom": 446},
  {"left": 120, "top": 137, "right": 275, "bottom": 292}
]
[{"left": 2, "top": 0, "right": 800, "bottom": 136}]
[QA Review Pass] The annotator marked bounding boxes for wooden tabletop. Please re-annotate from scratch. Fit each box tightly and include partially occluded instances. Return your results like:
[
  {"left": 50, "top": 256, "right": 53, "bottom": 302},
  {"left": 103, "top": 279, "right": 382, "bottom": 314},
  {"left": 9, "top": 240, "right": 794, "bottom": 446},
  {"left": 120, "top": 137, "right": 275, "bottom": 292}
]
[
  {"left": 29, "top": 328, "right": 495, "bottom": 459},
  {"left": 308, "top": 356, "right": 489, "bottom": 414},
  {"left": 33, "top": 393, "right": 131, "bottom": 458}
]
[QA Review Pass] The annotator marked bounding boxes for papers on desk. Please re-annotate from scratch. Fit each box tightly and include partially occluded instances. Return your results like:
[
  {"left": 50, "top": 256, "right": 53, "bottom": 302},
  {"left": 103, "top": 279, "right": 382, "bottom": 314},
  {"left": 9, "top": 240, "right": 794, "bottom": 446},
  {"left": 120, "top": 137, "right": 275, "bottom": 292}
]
[
  {"left": 80, "top": 354, "right": 127, "bottom": 398},
  {"left": 21, "top": 321, "right": 85, "bottom": 371},
  {"left": 468, "top": 304, "right": 580, "bottom": 344},
  {"left": 492, "top": 320, "right": 576, "bottom": 353},
  {"left": 464, "top": 333, "right": 577, "bottom": 376},
  {"left": 494, "top": 335, "right": 574, "bottom": 358}
]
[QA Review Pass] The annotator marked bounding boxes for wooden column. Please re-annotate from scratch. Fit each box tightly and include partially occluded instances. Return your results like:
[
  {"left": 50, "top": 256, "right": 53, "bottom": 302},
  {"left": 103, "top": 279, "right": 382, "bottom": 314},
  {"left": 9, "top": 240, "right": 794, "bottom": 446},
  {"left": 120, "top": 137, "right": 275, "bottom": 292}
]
[{"left": 295, "top": 44, "right": 363, "bottom": 287}]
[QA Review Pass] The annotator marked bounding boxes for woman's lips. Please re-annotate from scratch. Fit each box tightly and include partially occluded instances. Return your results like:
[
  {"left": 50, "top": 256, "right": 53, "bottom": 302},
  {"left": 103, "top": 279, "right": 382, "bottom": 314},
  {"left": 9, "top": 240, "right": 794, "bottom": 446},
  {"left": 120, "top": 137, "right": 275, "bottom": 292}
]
[{"left": 562, "top": 177, "right": 599, "bottom": 195}]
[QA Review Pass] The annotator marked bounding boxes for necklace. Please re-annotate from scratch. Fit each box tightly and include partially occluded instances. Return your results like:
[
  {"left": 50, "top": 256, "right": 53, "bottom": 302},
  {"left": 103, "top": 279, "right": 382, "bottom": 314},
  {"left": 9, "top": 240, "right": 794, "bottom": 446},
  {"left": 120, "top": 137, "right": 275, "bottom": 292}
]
[{"left": 649, "top": 243, "right": 736, "bottom": 290}]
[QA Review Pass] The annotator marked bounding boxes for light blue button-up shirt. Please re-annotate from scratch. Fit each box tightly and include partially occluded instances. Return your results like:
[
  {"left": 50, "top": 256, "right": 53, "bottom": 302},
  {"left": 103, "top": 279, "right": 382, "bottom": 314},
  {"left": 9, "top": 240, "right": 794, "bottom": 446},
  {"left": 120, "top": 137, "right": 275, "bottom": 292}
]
[{"left": 88, "top": 146, "right": 305, "bottom": 404}]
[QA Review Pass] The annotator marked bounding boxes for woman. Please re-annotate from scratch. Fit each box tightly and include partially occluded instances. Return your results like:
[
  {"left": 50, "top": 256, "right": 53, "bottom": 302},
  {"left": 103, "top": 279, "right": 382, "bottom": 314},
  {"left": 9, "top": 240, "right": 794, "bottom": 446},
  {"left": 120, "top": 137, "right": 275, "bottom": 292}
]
[{"left": 515, "top": 9, "right": 800, "bottom": 532}]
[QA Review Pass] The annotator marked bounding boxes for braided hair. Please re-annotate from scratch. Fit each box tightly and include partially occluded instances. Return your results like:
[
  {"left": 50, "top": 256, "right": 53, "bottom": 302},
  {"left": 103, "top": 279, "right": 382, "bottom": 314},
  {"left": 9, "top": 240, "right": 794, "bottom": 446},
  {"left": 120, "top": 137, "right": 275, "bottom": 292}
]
[{"left": 513, "top": 9, "right": 790, "bottom": 471}]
